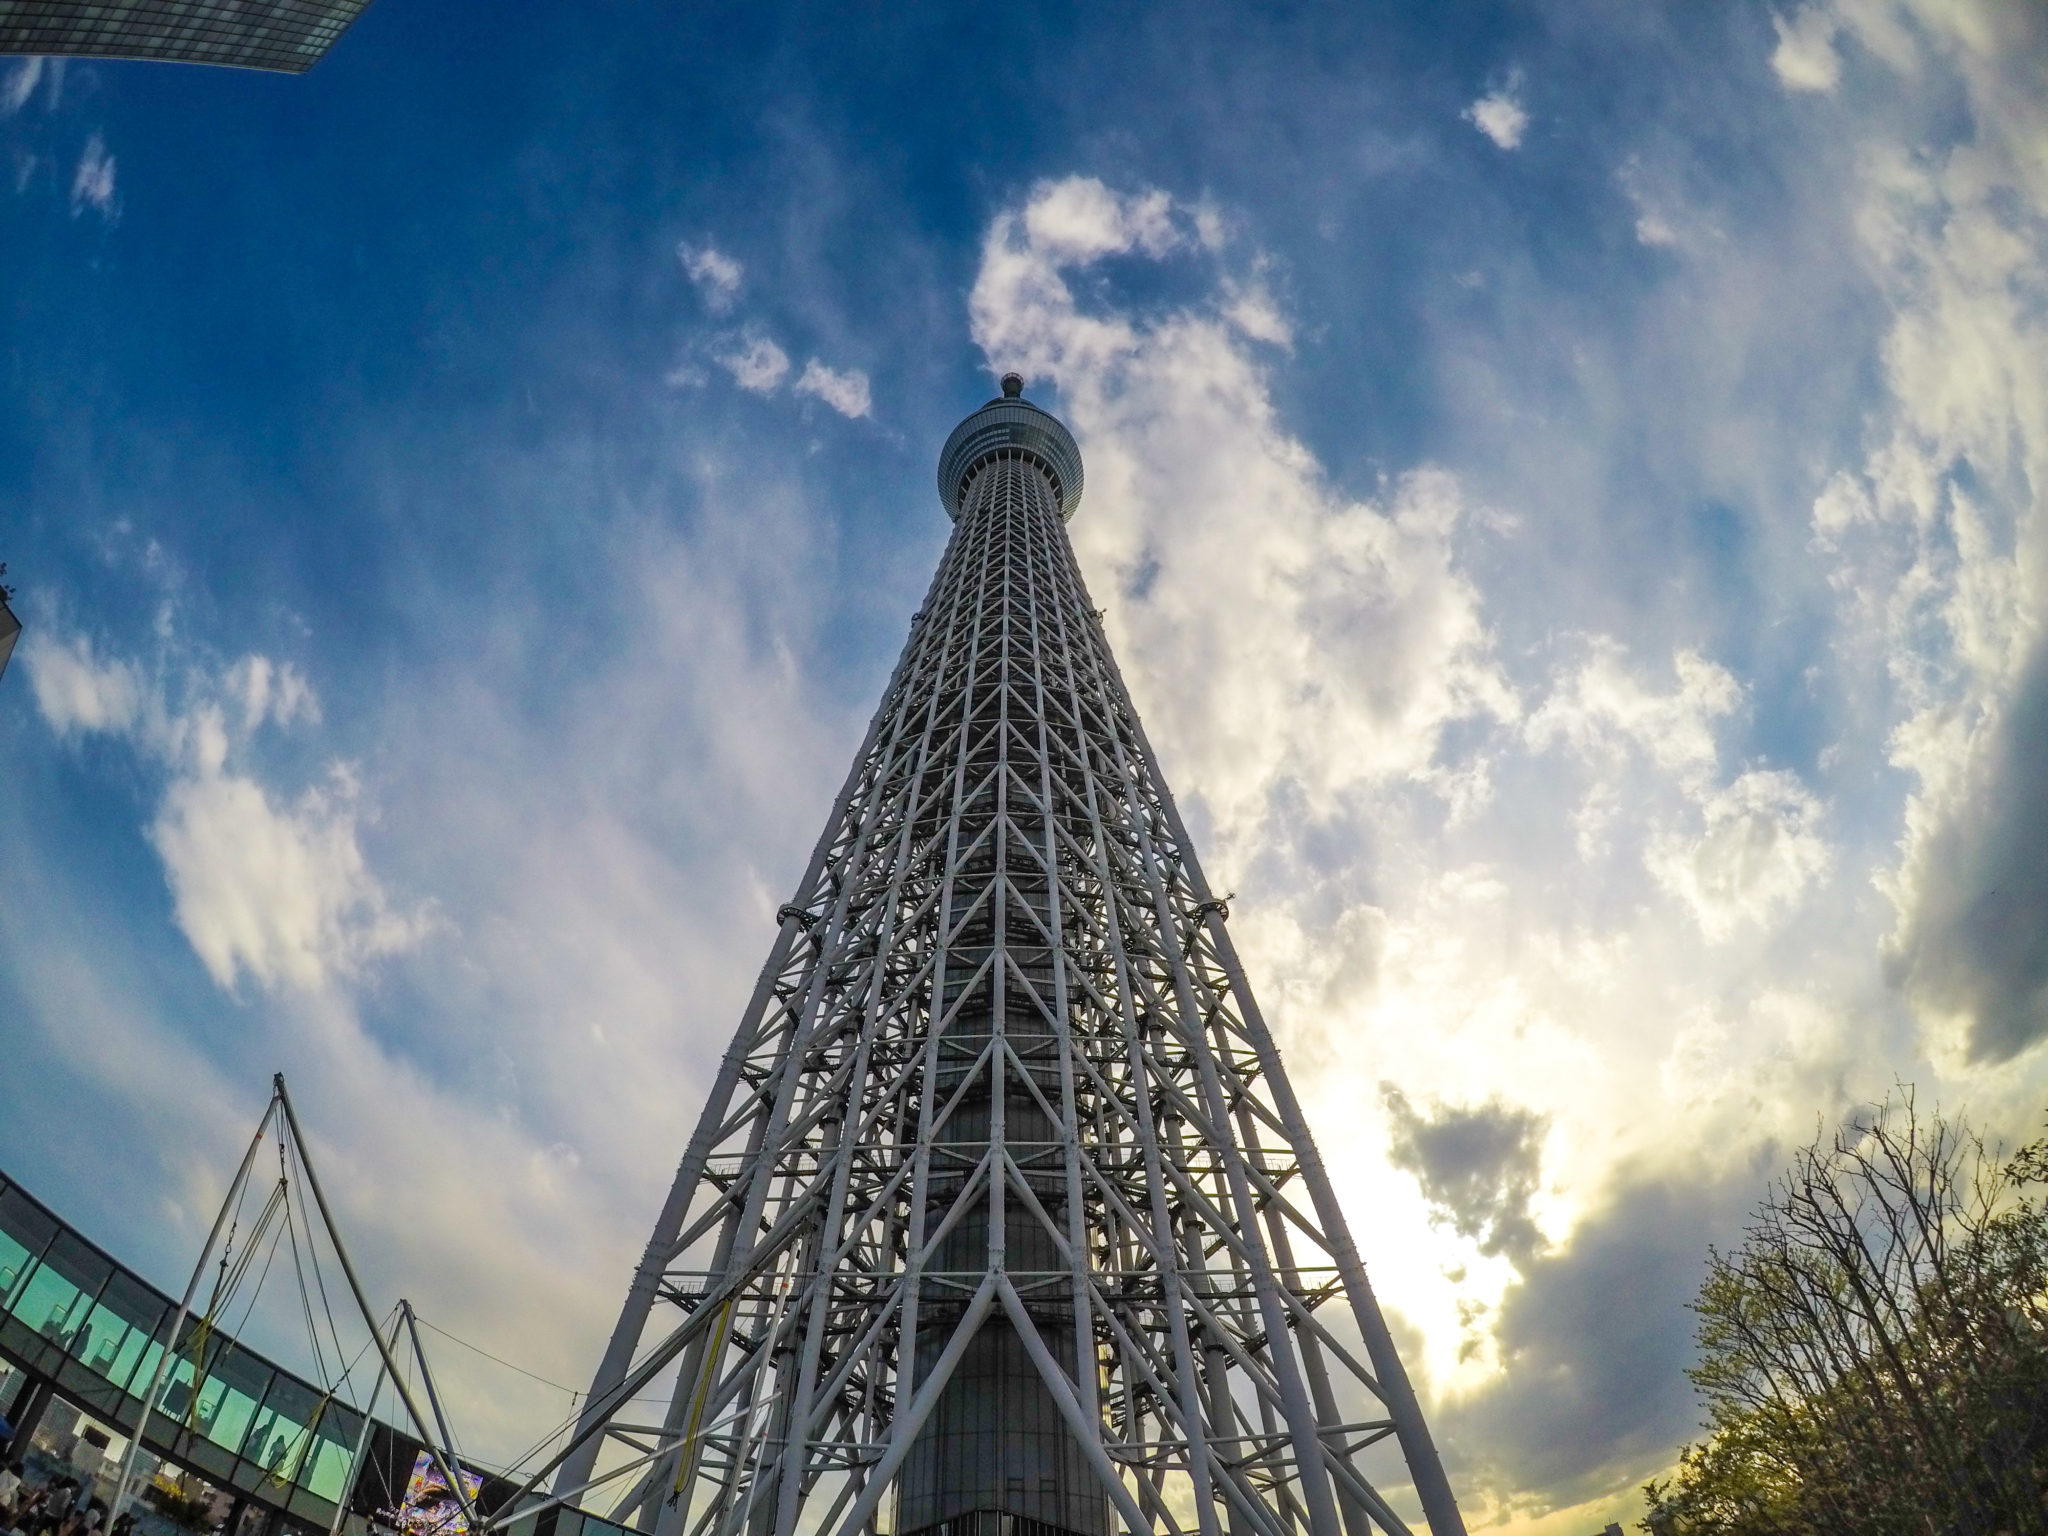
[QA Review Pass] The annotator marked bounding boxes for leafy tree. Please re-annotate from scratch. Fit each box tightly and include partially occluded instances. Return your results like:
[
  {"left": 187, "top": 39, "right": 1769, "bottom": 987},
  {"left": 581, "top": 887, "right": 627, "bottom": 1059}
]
[{"left": 1644, "top": 1092, "right": 2048, "bottom": 1535}]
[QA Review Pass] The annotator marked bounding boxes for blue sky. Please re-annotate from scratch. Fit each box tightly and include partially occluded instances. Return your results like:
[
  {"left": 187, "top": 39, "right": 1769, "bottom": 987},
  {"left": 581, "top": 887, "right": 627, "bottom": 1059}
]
[{"left": 4, "top": 2, "right": 2046, "bottom": 1530}]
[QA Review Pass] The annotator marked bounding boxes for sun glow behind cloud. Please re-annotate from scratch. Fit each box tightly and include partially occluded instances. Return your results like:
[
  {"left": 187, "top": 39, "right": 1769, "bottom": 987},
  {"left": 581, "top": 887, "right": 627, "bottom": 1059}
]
[{"left": 964, "top": 96, "right": 2048, "bottom": 1509}]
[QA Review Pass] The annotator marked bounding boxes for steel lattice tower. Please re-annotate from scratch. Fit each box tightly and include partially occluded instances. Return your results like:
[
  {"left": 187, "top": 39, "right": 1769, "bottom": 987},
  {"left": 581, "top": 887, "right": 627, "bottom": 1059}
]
[{"left": 549, "top": 378, "right": 1466, "bottom": 1536}]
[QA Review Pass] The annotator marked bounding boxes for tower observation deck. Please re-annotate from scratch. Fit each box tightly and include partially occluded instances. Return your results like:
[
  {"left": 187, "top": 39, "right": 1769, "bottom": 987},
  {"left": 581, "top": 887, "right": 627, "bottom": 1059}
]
[{"left": 548, "top": 377, "right": 1466, "bottom": 1536}]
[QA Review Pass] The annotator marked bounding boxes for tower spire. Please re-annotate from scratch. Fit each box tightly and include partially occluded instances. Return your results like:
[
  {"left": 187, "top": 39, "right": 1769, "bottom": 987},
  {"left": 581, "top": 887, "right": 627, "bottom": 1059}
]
[{"left": 555, "top": 390, "right": 1467, "bottom": 1536}]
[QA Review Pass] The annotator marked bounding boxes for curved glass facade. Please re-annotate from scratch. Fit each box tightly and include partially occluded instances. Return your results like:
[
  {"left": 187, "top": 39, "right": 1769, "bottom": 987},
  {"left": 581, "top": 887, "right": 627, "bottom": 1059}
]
[
  {"left": 0, "top": 1171, "right": 364, "bottom": 1524},
  {"left": 0, "top": 0, "right": 372, "bottom": 74},
  {"left": 936, "top": 396, "right": 1085, "bottom": 522}
]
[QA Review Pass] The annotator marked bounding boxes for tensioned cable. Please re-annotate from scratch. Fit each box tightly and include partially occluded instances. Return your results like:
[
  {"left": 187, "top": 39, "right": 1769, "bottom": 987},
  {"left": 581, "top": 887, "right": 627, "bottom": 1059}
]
[
  {"left": 406, "top": 1316, "right": 691, "bottom": 1490},
  {"left": 217, "top": 1179, "right": 288, "bottom": 1312},
  {"left": 410, "top": 1316, "right": 603, "bottom": 1484},
  {"left": 282, "top": 1168, "right": 336, "bottom": 1392},
  {"left": 408, "top": 1320, "right": 468, "bottom": 1466},
  {"left": 226, "top": 1213, "right": 288, "bottom": 1346},
  {"left": 411, "top": 1316, "right": 672, "bottom": 1405},
  {"left": 278, "top": 1135, "right": 367, "bottom": 1401},
  {"left": 285, "top": 1133, "right": 358, "bottom": 1392},
  {"left": 166, "top": 1199, "right": 286, "bottom": 1441},
  {"left": 411, "top": 1309, "right": 688, "bottom": 1481},
  {"left": 190, "top": 1178, "right": 285, "bottom": 1383}
]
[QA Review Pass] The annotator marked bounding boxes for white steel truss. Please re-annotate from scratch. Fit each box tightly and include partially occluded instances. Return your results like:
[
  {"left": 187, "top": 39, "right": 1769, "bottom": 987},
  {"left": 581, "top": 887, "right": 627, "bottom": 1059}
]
[{"left": 542, "top": 385, "right": 1466, "bottom": 1536}]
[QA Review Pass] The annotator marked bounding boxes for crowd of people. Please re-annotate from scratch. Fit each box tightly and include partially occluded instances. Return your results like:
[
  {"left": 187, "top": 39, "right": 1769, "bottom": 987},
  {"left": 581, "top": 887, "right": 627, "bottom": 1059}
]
[{"left": 0, "top": 1462, "right": 138, "bottom": 1536}]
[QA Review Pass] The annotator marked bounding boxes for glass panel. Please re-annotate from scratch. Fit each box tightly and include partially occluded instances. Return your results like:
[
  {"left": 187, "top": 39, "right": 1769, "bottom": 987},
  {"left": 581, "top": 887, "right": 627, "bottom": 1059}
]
[
  {"left": 199, "top": 1344, "right": 271, "bottom": 1459},
  {"left": 158, "top": 1322, "right": 208, "bottom": 1423},
  {"left": 102, "top": 1315, "right": 156, "bottom": 1395},
  {"left": 0, "top": 1229, "right": 38, "bottom": 1313},
  {"left": 11, "top": 1255, "right": 88, "bottom": 1346},
  {"left": 81, "top": 1319, "right": 133, "bottom": 1382},
  {"left": 0, "top": 1186, "right": 58, "bottom": 1311},
  {"left": 245, "top": 1372, "right": 319, "bottom": 1489},
  {"left": 41, "top": 1229, "right": 114, "bottom": 1296},
  {"left": 129, "top": 1337, "right": 169, "bottom": 1404},
  {"left": 298, "top": 1411, "right": 358, "bottom": 1504},
  {"left": 35, "top": 1232, "right": 115, "bottom": 1359},
  {"left": 92, "top": 1269, "right": 171, "bottom": 1389}
]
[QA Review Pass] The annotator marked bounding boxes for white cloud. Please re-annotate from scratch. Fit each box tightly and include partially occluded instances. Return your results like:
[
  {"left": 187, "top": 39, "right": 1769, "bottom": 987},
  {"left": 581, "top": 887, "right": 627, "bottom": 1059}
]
[
  {"left": 676, "top": 240, "right": 742, "bottom": 311},
  {"left": 792, "top": 357, "right": 871, "bottom": 418},
  {"left": 69, "top": 132, "right": 115, "bottom": 219},
  {"left": 1617, "top": 157, "right": 1696, "bottom": 249},
  {"left": 1465, "top": 88, "right": 1530, "bottom": 150},
  {"left": 1021, "top": 178, "right": 1178, "bottom": 260},
  {"left": 1633, "top": 211, "right": 1679, "bottom": 247},
  {"left": 971, "top": 178, "right": 1516, "bottom": 871},
  {"left": 11, "top": 8, "right": 2044, "bottom": 1515},
  {"left": 26, "top": 631, "right": 144, "bottom": 735},
  {"left": 24, "top": 630, "right": 425, "bottom": 993},
  {"left": 1648, "top": 770, "right": 1831, "bottom": 940},
  {"left": 1527, "top": 647, "right": 1829, "bottom": 933},
  {"left": 227, "top": 653, "right": 319, "bottom": 733},
  {"left": 1786, "top": 0, "right": 2048, "bottom": 1063},
  {"left": 1222, "top": 276, "right": 1291, "bottom": 346},
  {"left": 151, "top": 763, "right": 428, "bottom": 991},
  {"left": 1527, "top": 642, "right": 1740, "bottom": 787},
  {"left": 1771, "top": 6, "right": 1844, "bottom": 92},
  {"left": 1, "top": 57, "right": 42, "bottom": 116},
  {"left": 964, "top": 184, "right": 1885, "bottom": 1487},
  {"left": 7, "top": 451, "right": 858, "bottom": 1470},
  {"left": 715, "top": 332, "right": 791, "bottom": 393}
]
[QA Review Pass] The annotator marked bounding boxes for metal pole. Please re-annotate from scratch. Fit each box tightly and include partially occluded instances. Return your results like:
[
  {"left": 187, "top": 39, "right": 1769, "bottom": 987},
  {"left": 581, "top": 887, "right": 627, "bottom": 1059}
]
[
  {"left": 400, "top": 1302, "right": 468, "bottom": 1487},
  {"left": 110, "top": 1091, "right": 280, "bottom": 1521},
  {"left": 328, "top": 1310, "right": 398, "bottom": 1536},
  {"left": 272, "top": 1074, "right": 483, "bottom": 1535}
]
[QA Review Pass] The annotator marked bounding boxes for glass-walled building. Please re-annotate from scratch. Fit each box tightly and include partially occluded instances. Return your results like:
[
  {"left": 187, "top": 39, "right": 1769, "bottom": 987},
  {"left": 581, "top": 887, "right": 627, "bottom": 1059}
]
[
  {"left": 0, "top": 593, "right": 19, "bottom": 683},
  {"left": 0, "top": 1168, "right": 639, "bottom": 1536},
  {"left": 0, "top": 0, "right": 373, "bottom": 73},
  {"left": 0, "top": 1171, "right": 367, "bottom": 1531}
]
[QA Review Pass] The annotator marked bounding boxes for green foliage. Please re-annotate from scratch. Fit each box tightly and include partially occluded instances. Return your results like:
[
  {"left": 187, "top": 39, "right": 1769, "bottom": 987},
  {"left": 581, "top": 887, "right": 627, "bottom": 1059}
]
[
  {"left": 144, "top": 1486, "right": 216, "bottom": 1532},
  {"left": 1643, "top": 1092, "right": 2048, "bottom": 1535}
]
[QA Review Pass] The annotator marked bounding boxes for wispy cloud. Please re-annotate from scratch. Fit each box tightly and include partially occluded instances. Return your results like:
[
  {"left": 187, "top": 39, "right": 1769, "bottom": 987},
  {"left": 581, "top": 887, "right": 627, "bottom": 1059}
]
[
  {"left": 69, "top": 131, "right": 115, "bottom": 219},
  {"left": 23, "top": 628, "right": 427, "bottom": 992},
  {"left": 676, "top": 239, "right": 742, "bottom": 311},
  {"left": 1647, "top": 770, "right": 1830, "bottom": 942},
  {"left": 714, "top": 331, "right": 790, "bottom": 393},
  {"left": 1783, "top": 0, "right": 2048, "bottom": 1067},
  {"left": 1464, "top": 82, "right": 1529, "bottom": 150},
  {"left": 1, "top": 56, "right": 43, "bottom": 117},
  {"left": 1770, "top": 5, "right": 1843, "bottom": 93},
  {"left": 792, "top": 357, "right": 870, "bottom": 417},
  {"left": 1617, "top": 156, "right": 1693, "bottom": 249},
  {"left": 7, "top": 0, "right": 2047, "bottom": 1525}
]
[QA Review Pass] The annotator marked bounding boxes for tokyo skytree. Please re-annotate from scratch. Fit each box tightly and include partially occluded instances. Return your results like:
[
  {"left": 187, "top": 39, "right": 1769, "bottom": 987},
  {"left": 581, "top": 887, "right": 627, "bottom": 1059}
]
[{"left": 544, "top": 377, "right": 1467, "bottom": 1536}]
